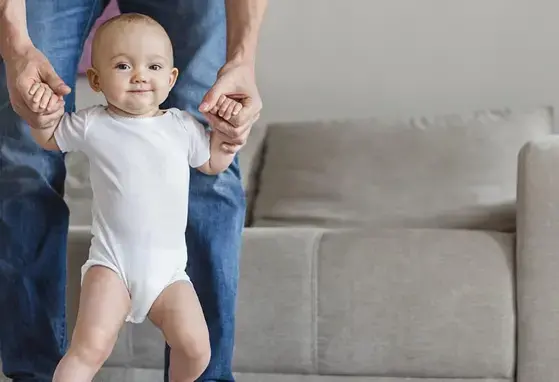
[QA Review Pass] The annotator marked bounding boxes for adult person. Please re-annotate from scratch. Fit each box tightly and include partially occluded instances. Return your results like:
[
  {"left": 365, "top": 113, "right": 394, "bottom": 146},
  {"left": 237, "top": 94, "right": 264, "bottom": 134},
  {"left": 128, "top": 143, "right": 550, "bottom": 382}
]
[{"left": 0, "top": 1, "right": 266, "bottom": 381}]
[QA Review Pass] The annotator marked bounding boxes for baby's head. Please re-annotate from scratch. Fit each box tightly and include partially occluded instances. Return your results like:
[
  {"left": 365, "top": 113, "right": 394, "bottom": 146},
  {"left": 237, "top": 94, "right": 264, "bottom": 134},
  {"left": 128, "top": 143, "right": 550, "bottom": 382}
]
[{"left": 87, "top": 13, "right": 178, "bottom": 116}]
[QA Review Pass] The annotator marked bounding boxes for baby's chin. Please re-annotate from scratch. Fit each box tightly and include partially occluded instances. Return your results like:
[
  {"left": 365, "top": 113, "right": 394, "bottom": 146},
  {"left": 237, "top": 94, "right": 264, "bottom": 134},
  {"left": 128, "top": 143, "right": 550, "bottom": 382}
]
[{"left": 110, "top": 100, "right": 163, "bottom": 117}]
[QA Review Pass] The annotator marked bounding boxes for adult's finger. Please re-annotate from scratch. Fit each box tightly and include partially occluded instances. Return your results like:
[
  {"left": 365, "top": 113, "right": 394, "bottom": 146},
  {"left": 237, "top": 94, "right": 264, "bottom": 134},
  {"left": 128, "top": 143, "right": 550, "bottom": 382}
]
[
  {"left": 205, "top": 112, "right": 259, "bottom": 145},
  {"left": 42, "top": 67, "right": 71, "bottom": 96},
  {"left": 199, "top": 80, "right": 224, "bottom": 113},
  {"left": 227, "top": 96, "right": 262, "bottom": 128}
]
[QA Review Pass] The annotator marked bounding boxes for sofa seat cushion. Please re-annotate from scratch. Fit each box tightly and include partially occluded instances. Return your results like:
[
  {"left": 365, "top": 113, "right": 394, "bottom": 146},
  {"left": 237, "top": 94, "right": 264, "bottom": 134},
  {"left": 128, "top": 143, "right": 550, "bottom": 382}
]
[
  {"left": 315, "top": 228, "right": 515, "bottom": 378},
  {"left": 235, "top": 228, "right": 515, "bottom": 378},
  {"left": 252, "top": 107, "right": 552, "bottom": 231}
]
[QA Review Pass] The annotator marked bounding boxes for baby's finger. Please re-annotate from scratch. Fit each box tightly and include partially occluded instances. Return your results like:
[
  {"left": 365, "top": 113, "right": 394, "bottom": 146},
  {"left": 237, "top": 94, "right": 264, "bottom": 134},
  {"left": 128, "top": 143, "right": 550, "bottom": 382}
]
[
  {"left": 223, "top": 100, "right": 239, "bottom": 121},
  {"left": 32, "top": 84, "right": 46, "bottom": 104},
  {"left": 39, "top": 87, "right": 53, "bottom": 110},
  {"left": 232, "top": 101, "right": 243, "bottom": 116},
  {"left": 218, "top": 98, "right": 233, "bottom": 118},
  {"left": 28, "top": 82, "right": 41, "bottom": 97},
  {"left": 46, "top": 94, "right": 61, "bottom": 113},
  {"left": 210, "top": 105, "right": 219, "bottom": 115},
  {"left": 216, "top": 94, "right": 228, "bottom": 109}
]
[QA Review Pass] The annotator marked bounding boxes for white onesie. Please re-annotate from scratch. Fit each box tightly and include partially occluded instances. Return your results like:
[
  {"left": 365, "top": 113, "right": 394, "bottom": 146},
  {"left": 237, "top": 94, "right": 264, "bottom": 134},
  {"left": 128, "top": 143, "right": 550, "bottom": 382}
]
[{"left": 54, "top": 105, "right": 210, "bottom": 323}]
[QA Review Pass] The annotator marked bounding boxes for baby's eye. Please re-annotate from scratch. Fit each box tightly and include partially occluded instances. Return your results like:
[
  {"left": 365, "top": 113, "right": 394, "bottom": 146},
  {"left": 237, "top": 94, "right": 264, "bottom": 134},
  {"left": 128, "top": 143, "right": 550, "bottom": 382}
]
[
  {"left": 115, "top": 63, "right": 130, "bottom": 70},
  {"left": 149, "top": 64, "right": 163, "bottom": 71}
]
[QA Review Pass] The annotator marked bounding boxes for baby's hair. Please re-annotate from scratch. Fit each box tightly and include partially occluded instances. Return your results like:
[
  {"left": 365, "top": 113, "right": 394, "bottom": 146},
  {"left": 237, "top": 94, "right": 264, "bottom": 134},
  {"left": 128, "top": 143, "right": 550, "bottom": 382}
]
[
  {"left": 97, "top": 12, "right": 162, "bottom": 29},
  {"left": 90, "top": 13, "right": 173, "bottom": 66}
]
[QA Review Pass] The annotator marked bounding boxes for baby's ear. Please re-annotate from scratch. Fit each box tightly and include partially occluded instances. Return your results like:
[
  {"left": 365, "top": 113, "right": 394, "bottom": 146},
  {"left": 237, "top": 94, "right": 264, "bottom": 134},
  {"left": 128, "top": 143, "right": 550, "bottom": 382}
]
[
  {"left": 169, "top": 67, "right": 179, "bottom": 89},
  {"left": 86, "top": 68, "right": 102, "bottom": 92}
]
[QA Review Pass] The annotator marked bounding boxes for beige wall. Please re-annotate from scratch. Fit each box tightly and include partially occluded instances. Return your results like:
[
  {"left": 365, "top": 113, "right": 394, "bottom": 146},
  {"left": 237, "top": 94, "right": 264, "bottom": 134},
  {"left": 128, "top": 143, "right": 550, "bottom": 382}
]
[{"left": 78, "top": 0, "right": 559, "bottom": 123}]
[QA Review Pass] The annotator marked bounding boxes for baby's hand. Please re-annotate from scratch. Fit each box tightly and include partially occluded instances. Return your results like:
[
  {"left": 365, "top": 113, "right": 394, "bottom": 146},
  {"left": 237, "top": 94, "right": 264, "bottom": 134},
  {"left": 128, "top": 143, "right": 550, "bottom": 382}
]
[
  {"left": 27, "top": 81, "right": 65, "bottom": 130},
  {"left": 27, "top": 81, "right": 65, "bottom": 115},
  {"left": 210, "top": 95, "right": 243, "bottom": 121}
]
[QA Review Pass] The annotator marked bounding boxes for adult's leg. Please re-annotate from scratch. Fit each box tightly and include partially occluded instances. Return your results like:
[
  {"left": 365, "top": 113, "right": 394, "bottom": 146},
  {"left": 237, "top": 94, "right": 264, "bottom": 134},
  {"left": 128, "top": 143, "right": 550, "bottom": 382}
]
[
  {"left": 117, "top": 1, "right": 246, "bottom": 380},
  {"left": 0, "top": 1, "right": 106, "bottom": 380}
]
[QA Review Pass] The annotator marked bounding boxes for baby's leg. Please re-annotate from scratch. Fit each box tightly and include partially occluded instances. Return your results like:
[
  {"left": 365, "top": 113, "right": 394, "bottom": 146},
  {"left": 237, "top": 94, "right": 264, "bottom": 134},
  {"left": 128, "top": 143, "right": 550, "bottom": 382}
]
[
  {"left": 149, "top": 281, "right": 210, "bottom": 382},
  {"left": 53, "top": 266, "right": 130, "bottom": 382}
]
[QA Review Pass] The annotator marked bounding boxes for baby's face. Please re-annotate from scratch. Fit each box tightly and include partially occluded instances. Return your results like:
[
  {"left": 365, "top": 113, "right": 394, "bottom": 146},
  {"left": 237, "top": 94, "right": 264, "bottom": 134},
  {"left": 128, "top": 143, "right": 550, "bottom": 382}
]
[{"left": 89, "top": 22, "right": 178, "bottom": 116}]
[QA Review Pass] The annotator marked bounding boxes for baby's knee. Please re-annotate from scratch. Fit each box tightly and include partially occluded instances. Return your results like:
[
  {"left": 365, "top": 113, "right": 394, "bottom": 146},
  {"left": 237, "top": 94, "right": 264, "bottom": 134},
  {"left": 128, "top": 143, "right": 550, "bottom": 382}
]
[
  {"left": 70, "top": 332, "right": 115, "bottom": 369},
  {"left": 173, "top": 335, "right": 211, "bottom": 381},
  {"left": 186, "top": 338, "right": 211, "bottom": 372}
]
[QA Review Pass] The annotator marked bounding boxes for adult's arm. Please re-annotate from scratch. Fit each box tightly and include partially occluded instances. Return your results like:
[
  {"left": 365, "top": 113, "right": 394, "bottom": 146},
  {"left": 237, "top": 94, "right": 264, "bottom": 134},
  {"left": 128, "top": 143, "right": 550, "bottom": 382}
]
[
  {"left": 0, "top": 0, "right": 69, "bottom": 125},
  {"left": 199, "top": 0, "right": 267, "bottom": 144},
  {"left": 224, "top": 0, "right": 268, "bottom": 66},
  {"left": 0, "top": 0, "right": 32, "bottom": 58}
]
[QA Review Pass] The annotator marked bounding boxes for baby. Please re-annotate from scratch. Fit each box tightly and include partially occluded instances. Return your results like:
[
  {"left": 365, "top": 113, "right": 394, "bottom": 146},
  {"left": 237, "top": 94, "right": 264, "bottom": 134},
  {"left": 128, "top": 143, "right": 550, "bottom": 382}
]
[{"left": 25, "top": 13, "right": 242, "bottom": 382}]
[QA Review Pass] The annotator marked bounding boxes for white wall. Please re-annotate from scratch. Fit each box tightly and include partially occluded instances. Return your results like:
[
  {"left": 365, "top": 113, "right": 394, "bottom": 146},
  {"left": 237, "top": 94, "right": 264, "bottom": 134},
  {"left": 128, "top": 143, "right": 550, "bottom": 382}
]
[
  {"left": 256, "top": 0, "right": 559, "bottom": 123},
  {"left": 78, "top": 0, "right": 559, "bottom": 123}
]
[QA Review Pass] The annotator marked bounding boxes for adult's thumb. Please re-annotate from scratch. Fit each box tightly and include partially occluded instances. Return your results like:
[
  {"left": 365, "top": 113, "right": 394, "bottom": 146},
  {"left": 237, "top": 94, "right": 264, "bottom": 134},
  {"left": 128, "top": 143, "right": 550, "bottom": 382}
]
[
  {"left": 199, "top": 85, "right": 222, "bottom": 113},
  {"left": 44, "top": 70, "right": 71, "bottom": 96}
]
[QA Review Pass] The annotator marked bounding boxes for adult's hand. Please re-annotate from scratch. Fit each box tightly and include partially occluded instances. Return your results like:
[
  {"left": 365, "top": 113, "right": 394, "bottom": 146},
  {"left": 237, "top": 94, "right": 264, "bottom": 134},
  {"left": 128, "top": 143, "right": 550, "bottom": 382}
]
[
  {"left": 199, "top": 61, "right": 262, "bottom": 146},
  {"left": 203, "top": 109, "right": 260, "bottom": 154},
  {"left": 5, "top": 43, "right": 70, "bottom": 127}
]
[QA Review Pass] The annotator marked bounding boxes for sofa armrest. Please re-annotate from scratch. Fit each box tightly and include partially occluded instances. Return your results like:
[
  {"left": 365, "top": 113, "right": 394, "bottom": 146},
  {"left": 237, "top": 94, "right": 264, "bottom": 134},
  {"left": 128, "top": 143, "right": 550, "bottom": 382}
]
[{"left": 516, "top": 136, "right": 559, "bottom": 382}]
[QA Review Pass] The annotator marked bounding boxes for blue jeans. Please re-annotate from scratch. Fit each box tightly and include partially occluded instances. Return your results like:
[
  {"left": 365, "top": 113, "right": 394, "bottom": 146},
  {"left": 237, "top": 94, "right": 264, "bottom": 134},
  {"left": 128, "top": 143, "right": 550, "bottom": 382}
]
[{"left": 0, "top": 1, "right": 245, "bottom": 381}]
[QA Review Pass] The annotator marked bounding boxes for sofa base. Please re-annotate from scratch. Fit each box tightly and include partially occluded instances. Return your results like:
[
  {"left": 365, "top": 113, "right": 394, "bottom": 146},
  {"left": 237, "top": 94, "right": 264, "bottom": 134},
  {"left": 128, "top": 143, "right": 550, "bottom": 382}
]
[{"left": 92, "top": 367, "right": 510, "bottom": 382}]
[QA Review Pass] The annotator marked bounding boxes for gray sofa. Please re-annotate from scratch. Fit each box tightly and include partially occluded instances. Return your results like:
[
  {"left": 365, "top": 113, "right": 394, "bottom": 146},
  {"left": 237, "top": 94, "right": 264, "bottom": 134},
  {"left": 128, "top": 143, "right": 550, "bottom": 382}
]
[{"left": 4, "top": 105, "right": 559, "bottom": 382}]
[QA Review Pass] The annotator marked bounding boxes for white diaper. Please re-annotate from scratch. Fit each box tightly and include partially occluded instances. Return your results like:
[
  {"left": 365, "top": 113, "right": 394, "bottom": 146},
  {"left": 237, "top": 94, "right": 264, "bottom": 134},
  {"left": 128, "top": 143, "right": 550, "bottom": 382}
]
[{"left": 81, "top": 250, "right": 190, "bottom": 324}]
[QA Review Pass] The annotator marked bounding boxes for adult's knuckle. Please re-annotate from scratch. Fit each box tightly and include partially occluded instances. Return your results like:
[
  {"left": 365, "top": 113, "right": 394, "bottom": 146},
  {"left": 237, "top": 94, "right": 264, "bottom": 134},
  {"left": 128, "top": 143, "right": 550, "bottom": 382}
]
[
  {"left": 233, "top": 126, "right": 245, "bottom": 137},
  {"left": 255, "top": 99, "right": 263, "bottom": 112},
  {"left": 233, "top": 114, "right": 250, "bottom": 128},
  {"left": 220, "top": 126, "right": 236, "bottom": 138},
  {"left": 15, "top": 77, "right": 25, "bottom": 90}
]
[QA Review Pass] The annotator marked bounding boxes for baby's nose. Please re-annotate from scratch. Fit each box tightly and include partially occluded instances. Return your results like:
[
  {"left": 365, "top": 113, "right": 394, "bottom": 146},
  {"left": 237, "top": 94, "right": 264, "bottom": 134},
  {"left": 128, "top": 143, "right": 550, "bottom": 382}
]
[{"left": 131, "top": 71, "right": 147, "bottom": 83}]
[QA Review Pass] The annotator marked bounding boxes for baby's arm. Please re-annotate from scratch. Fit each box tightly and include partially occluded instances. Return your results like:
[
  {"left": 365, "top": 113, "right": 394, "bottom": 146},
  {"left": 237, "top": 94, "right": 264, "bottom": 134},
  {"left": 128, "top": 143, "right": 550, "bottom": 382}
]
[
  {"left": 196, "top": 131, "right": 240, "bottom": 175},
  {"left": 196, "top": 97, "right": 244, "bottom": 175},
  {"left": 25, "top": 82, "right": 65, "bottom": 151}
]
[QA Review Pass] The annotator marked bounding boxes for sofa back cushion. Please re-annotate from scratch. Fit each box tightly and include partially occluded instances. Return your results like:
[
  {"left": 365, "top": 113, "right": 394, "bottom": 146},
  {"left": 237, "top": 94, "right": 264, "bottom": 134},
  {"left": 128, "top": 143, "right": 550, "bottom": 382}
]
[
  {"left": 239, "top": 123, "right": 268, "bottom": 224},
  {"left": 251, "top": 107, "right": 553, "bottom": 231}
]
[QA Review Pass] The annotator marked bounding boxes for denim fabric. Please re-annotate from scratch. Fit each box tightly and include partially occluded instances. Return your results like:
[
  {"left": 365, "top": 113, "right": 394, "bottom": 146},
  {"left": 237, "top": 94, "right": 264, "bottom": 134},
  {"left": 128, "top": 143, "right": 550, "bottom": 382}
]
[
  {"left": 0, "top": 2, "right": 107, "bottom": 380},
  {"left": 0, "top": 1, "right": 245, "bottom": 381}
]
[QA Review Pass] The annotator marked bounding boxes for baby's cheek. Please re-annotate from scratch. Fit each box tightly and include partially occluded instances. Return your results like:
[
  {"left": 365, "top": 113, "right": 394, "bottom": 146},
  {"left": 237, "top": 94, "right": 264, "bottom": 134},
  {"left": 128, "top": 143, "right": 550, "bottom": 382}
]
[
  {"left": 103, "top": 89, "right": 120, "bottom": 104},
  {"left": 107, "top": 85, "right": 126, "bottom": 101},
  {"left": 155, "top": 85, "right": 171, "bottom": 100}
]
